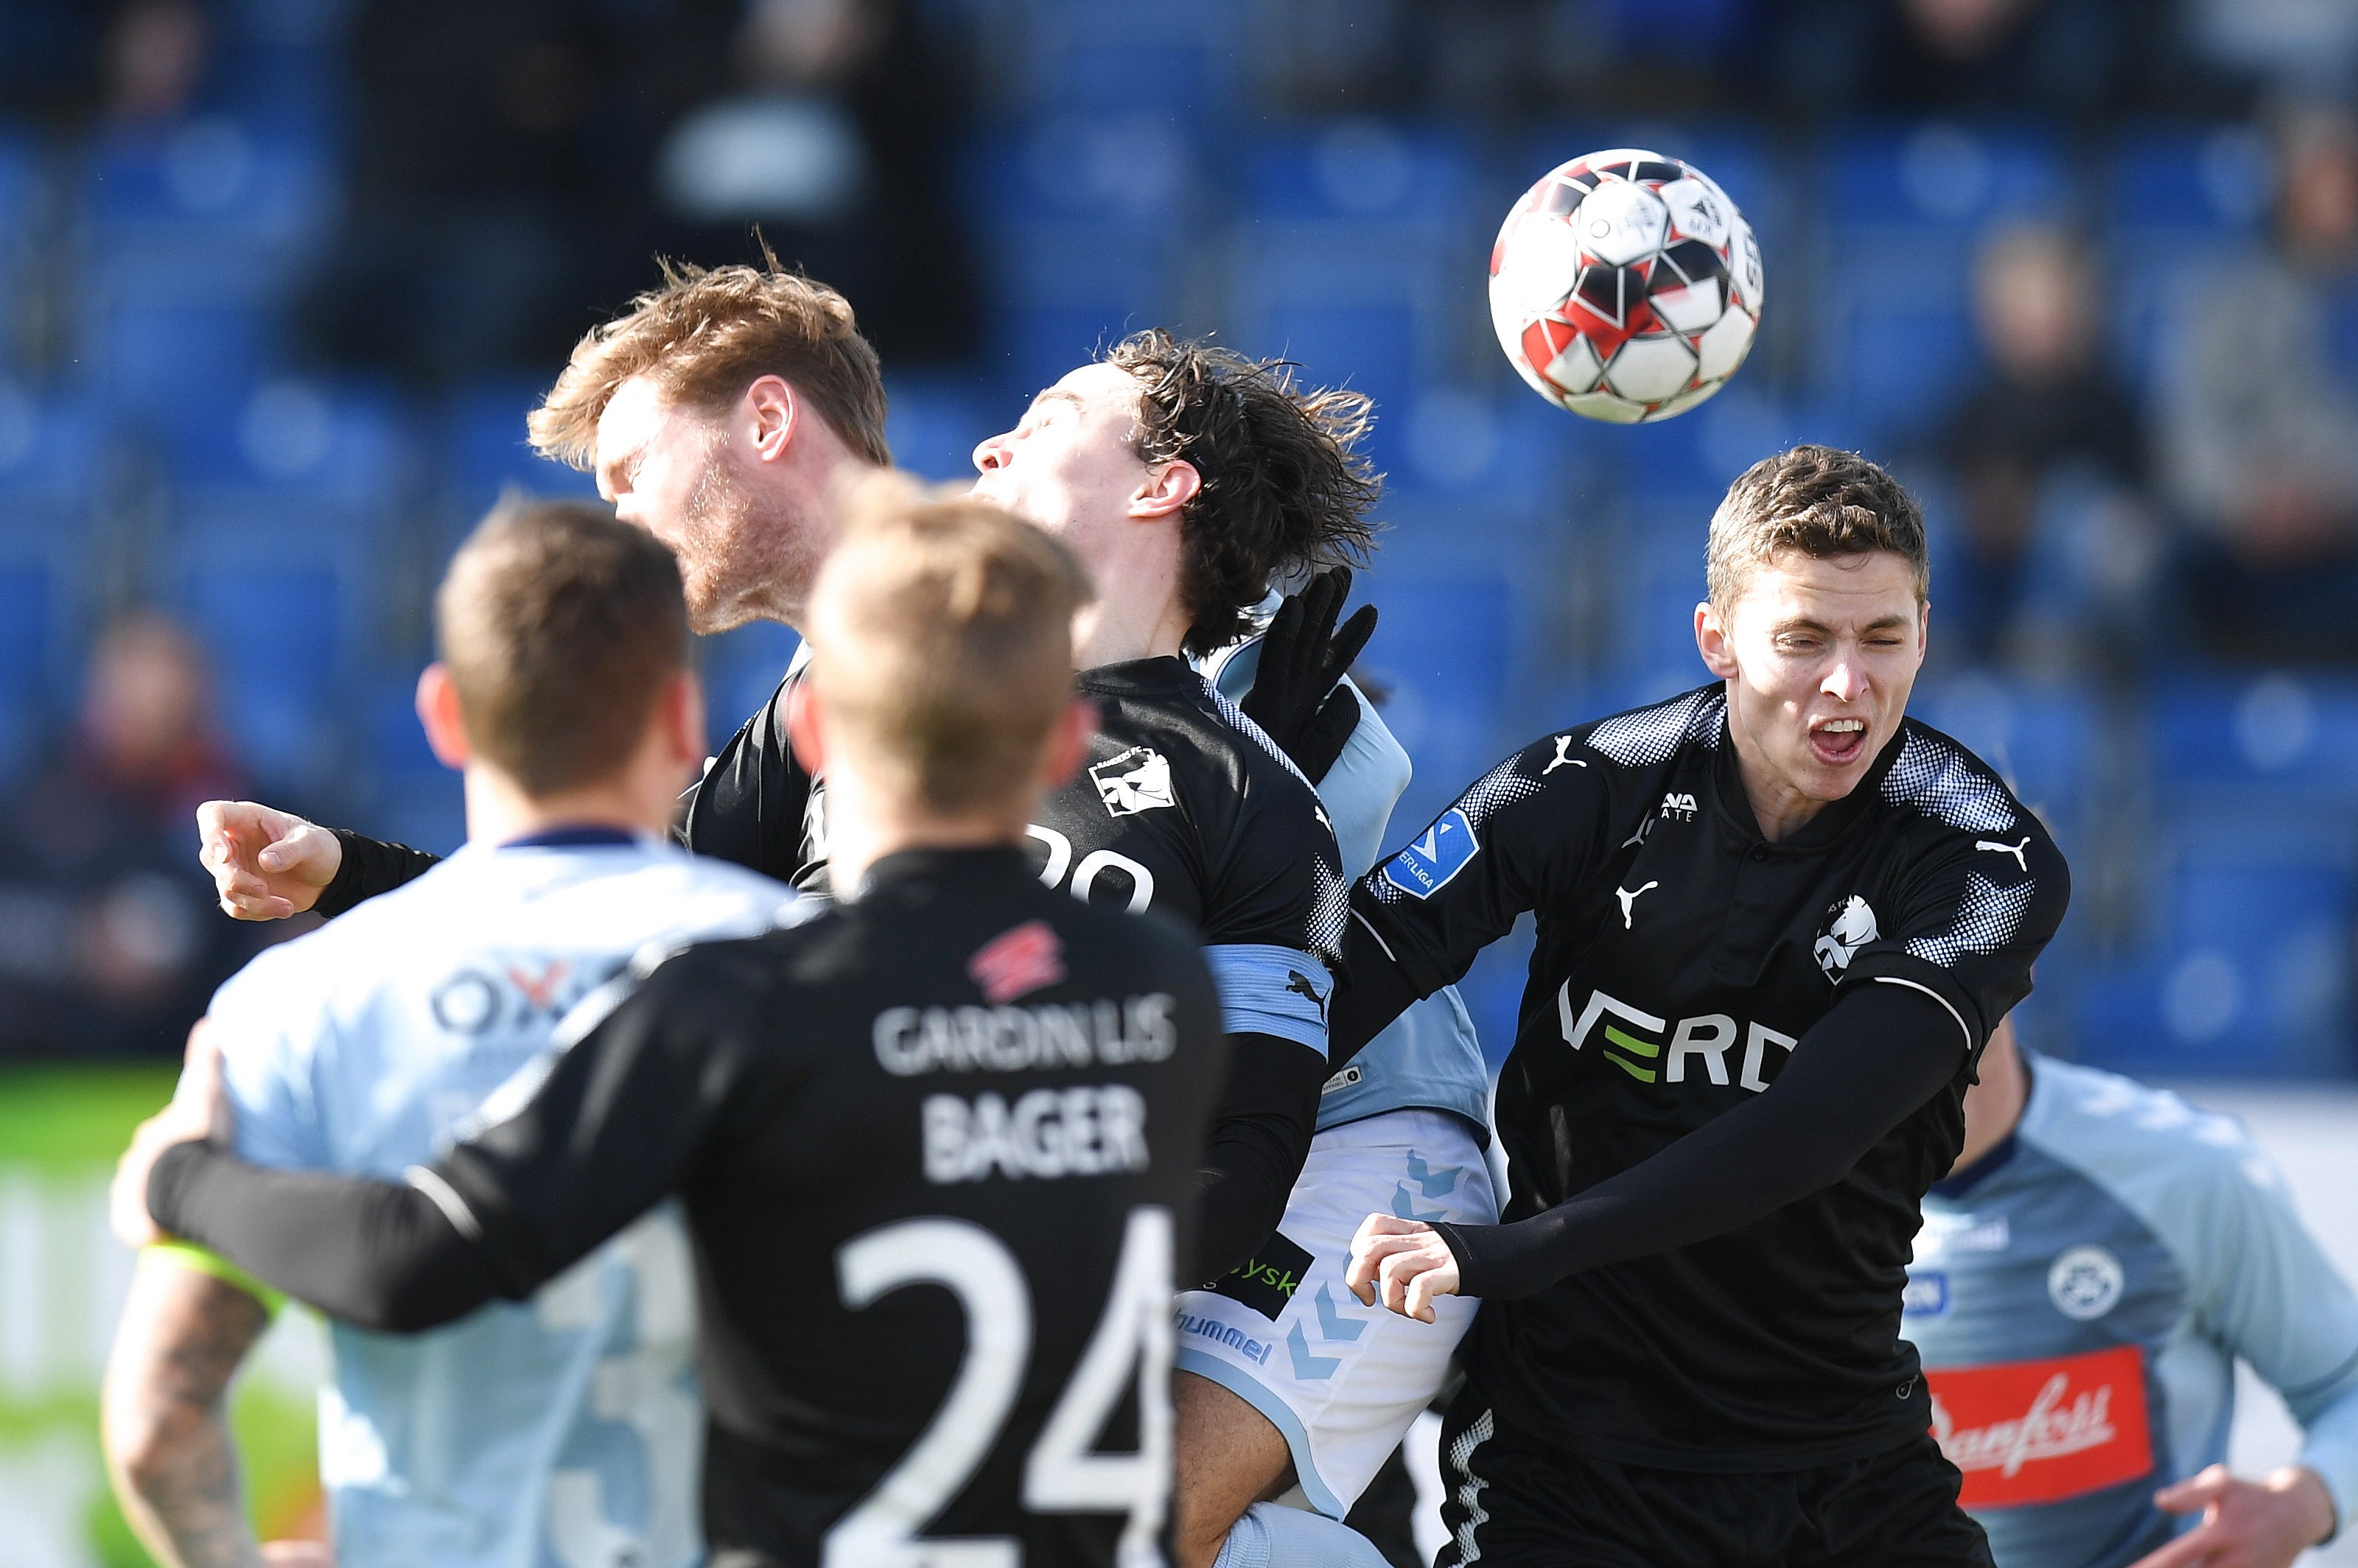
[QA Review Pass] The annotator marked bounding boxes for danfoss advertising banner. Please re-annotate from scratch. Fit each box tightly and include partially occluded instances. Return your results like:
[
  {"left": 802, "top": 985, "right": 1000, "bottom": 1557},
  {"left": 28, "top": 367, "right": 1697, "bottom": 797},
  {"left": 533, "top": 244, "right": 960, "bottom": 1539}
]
[{"left": 0, "top": 1066, "right": 323, "bottom": 1567}]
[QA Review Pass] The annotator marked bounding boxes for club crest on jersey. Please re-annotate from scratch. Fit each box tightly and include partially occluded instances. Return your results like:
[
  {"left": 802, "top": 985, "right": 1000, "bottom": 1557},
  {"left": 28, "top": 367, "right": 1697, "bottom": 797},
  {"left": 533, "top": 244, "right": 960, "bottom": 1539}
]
[
  {"left": 1813, "top": 895, "right": 1880, "bottom": 979},
  {"left": 967, "top": 920, "right": 1065, "bottom": 1004},
  {"left": 2047, "top": 1245, "right": 2124, "bottom": 1320},
  {"left": 1090, "top": 746, "right": 1175, "bottom": 816},
  {"left": 1383, "top": 808, "right": 1479, "bottom": 899}
]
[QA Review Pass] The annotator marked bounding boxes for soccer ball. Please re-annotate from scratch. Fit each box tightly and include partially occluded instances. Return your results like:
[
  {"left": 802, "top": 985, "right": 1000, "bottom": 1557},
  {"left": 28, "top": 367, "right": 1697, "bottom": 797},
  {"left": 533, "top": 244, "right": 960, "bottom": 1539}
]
[{"left": 1488, "top": 149, "right": 1763, "bottom": 423}]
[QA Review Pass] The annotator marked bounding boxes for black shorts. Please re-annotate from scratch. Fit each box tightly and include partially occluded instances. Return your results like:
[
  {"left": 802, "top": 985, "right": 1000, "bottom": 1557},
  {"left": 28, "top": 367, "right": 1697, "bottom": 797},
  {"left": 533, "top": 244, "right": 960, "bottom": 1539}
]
[{"left": 1435, "top": 1391, "right": 1993, "bottom": 1568}]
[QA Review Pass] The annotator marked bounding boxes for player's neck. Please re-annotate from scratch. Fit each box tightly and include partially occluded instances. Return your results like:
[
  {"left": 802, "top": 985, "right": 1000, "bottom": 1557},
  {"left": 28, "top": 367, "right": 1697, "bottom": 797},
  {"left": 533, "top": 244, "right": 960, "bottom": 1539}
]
[
  {"left": 461, "top": 763, "right": 679, "bottom": 847},
  {"left": 825, "top": 783, "right": 1028, "bottom": 895},
  {"left": 1726, "top": 736, "right": 1828, "bottom": 843},
  {"left": 1071, "top": 597, "right": 1189, "bottom": 669}
]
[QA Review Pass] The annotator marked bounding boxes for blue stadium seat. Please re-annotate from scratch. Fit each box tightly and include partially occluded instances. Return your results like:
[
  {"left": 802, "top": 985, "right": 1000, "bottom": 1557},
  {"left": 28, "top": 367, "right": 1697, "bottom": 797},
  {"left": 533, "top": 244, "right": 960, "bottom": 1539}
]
[
  {"left": 1225, "top": 127, "right": 1481, "bottom": 455},
  {"left": 2150, "top": 673, "right": 2358, "bottom": 811},
  {"left": 1011, "top": 0, "right": 1239, "bottom": 119},
  {"left": 164, "top": 519, "right": 373, "bottom": 783},
  {"left": 2103, "top": 127, "right": 2269, "bottom": 397},
  {"left": 1816, "top": 124, "right": 2062, "bottom": 441},
  {"left": 358, "top": 676, "right": 464, "bottom": 855},
  {"left": 962, "top": 113, "right": 1203, "bottom": 392},
  {"left": 162, "top": 379, "right": 404, "bottom": 517},
  {"left": 2074, "top": 856, "right": 2354, "bottom": 1079},
  {"left": 1379, "top": 387, "right": 1581, "bottom": 522},
  {"left": 87, "top": 299, "right": 273, "bottom": 420},
  {"left": 1827, "top": 121, "right": 2065, "bottom": 229},
  {"left": 443, "top": 383, "right": 599, "bottom": 536},
  {"left": 1351, "top": 573, "right": 1518, "bottom": 833},
  {"left": 0, "top": 384, "right": 102, "bottom": 514},
  {"left": 2109, "top": 124, "right": 2272, "bottom": 238},
  {"left": 85, "top": 116, "right": 332, "bottom": 277},
  {"left": 885, "top": 373, "right": 998, "bottom": 484},
  {"left": 1241, "top": 123, "right": 1474, "bottom": 228}
]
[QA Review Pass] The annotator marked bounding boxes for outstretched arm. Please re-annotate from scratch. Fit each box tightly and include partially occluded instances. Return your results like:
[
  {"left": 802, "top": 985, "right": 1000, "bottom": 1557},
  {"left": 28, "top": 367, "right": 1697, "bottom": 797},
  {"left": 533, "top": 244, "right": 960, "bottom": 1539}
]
[{"left": 1348, "top": 981, "right": 1963, "bottom": 1317}]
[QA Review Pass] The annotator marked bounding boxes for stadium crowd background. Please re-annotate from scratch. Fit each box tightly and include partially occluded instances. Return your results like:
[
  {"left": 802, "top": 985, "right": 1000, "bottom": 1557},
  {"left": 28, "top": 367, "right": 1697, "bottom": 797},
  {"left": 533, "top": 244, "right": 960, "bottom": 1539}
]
[
  {"left": 4, "top": 0, "right": 2358, "bottom": 1082},
  {"left": 4, "top": 1, "right": 2358, "bottom": 1563}
]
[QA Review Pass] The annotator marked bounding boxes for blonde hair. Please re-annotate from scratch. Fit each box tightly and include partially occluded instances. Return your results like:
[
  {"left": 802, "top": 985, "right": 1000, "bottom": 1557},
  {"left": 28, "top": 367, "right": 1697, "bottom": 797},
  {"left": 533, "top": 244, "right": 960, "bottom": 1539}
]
[
  {"left": 1704, "top": 444, "right": 1929, "bottom": 613},
  {"left": 528, "top": 256, "right": 891, "bottom": 470},
  {"left": 438, "top": 499, "right": 689, "bottom": 796},
  {"left": 807, "top": 479, "right": 1094, "bottom": 816}
]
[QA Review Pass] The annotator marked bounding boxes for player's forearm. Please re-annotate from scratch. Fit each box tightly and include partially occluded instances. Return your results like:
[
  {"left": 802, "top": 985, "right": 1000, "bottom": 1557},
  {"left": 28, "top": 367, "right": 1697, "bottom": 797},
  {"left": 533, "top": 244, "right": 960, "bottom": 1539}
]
[
  {"left": 111, "top": 1406, "right": 264, "bottom": 1568},
  {"left": 317, "top": 828, "right": 441, "bottom": 917},
  {"left": 149, "top": 1142, "right": 501, "bottom": 1331},
  {"left": 1436, "top": 983, "right": 1960, "bottom": 1299},
  {"left": 103, "top": 1263, "right": 270, "bottom": 1568},
  {"left": 1190, "top": 1032, "right": 1328, "bottom": 1283},
  {"left": 2296, "top": 1385, "right": 2358, "bottom": 1539}
]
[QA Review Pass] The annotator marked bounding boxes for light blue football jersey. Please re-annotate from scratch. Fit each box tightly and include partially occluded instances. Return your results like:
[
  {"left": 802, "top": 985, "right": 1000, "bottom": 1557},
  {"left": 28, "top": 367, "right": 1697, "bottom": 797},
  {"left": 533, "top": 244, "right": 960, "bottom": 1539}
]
[
  {"left": 203, "top": 833, "right": 796, "bottom": 1568},
  {"left": 1200, "top": 631, "right": 1491, "bottom": 1135},
  {"left": 1905, "top": 1052, "right": 2358, "bottom": 1568}
]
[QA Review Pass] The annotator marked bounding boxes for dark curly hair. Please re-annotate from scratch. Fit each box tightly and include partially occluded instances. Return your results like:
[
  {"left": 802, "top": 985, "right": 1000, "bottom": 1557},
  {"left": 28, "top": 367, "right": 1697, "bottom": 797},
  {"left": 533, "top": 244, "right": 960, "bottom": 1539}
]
[
  {"left": 1705, "top": 444, "right": 1928, "bottom": 612},
  {"left": 1102, "top": 330, "right": 1381, "bottom": 655}
]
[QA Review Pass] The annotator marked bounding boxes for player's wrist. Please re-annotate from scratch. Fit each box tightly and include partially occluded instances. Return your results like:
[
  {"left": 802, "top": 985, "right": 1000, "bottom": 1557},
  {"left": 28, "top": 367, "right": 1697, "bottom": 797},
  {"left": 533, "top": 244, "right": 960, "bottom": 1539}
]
[
  {"left": 2267, "top": 1463, "right": 2339, "bottom": 1546},
  {"left": 1430, "top": 1221, "right": 1486, "bottom": 1297}
]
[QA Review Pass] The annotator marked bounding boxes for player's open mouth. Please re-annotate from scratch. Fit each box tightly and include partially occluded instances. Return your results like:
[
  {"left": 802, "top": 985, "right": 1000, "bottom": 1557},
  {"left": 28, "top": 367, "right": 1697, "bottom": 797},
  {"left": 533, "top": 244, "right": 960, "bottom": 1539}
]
[{"left": 1808, "top": 717, "right": 1869, "bottom": 766}]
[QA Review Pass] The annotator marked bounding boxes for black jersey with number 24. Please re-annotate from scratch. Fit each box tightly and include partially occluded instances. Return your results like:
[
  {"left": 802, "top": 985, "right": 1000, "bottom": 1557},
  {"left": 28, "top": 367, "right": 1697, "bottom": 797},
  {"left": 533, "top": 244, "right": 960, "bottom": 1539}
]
[
  {"left": 1353, "top": 685, "right": 2068, "bottom": 1471},
  {"left": 428, "top": 847, "right": 1225, "bottom": 1567}
]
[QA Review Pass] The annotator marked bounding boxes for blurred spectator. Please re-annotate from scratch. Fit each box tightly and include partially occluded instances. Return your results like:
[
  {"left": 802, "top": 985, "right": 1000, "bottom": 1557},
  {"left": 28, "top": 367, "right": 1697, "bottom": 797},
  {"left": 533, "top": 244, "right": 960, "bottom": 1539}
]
[
  {"left": 299, "top": 0, "right": 974, "bottom": 382},
  {"left": 648, "top": 0, "right": 978, "bottom": 365},
  {"left": 1932, "top": 223, "right": 2155, "bottom": 670},
  {"left": 1762, "top": 0, "right": 2189, "bottom": 122},
  {"left": 2163, "top": 105, "right": 2358, "bottom": 664},
  {"left": 2186, "top": 0, "right": 2358, "bottom": 102},
  {"left": 0, "top": 615, "right": 270, "bottom": 1060},
  {"left": 0, "top": 0, "right": 210, "bottom": 129},
  {"left": 298, "top": 0, "right": 646, "bottom": 383}
]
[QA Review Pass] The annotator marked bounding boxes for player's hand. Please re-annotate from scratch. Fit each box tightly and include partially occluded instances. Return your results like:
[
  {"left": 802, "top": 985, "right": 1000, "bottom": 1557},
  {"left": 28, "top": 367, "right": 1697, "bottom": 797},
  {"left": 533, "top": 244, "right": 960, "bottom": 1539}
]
[
  {"left": 2128, "top": 1463, "right": 2337, "bottom": 1568},
  {"left": 110, "top": 1021, "right": 234, "bottom": 1250},
  {"left": 261, "top": 1540, "right": 335, "bottom": 1568},
  {"left": 199, "top": 800, "right": 342, "bottom": 920},
  {"left": 1239, "top": 567, "right": 1377, "bottom": 785},
  {"left": 1344, "top": 1212, "right": 1460, "bottom": 1323}
]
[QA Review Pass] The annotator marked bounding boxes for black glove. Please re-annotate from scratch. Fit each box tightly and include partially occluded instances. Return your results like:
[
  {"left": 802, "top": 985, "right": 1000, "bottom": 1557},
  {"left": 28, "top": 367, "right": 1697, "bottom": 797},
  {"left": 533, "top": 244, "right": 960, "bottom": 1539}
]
[{"left": 1240, "top": 567, "right": 1378, "bottom": 785}]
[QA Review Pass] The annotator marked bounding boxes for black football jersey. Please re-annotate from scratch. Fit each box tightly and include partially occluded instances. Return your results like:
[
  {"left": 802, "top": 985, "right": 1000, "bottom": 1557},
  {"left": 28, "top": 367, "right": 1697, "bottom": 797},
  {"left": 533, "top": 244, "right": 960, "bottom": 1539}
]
[
  {"left": 1353, "top": 684, "right": 2069, "bottom": 1470},
  {"left": 690, "top": 654, "right": 1347, "bottom": 1050},
  {"left": 429, "top": 847, "right": 1224, "bottom": 1567}
]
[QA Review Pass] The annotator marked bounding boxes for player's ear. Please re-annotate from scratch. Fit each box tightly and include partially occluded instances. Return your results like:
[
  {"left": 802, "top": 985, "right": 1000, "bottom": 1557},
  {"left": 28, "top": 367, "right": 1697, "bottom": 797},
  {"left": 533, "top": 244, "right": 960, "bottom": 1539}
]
[
  {"left": 415, "top": 663, "right": 473, "bottom": 769},
  {"left": 1128, "top": 458, "right": 1200, "bottom": 522},
  {"left": 1039, "top": 696, "right": 1098, "bottom": 789},
  {"left": 1695, "top": 600, "right": 1740, "bottom": 679},
  {"left": 741, "top": 375, "right": 799, "bottom": 464},
  {"left": 784, "top": 678, "right": 827, "bottom": 776}
]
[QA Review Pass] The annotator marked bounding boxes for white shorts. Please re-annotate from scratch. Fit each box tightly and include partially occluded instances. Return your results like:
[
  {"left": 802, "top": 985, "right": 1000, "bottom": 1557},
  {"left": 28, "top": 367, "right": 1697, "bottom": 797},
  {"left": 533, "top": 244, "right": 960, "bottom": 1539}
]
[{"left": 1174, "top": 1107, "right": 1497, "bottom": 1516}]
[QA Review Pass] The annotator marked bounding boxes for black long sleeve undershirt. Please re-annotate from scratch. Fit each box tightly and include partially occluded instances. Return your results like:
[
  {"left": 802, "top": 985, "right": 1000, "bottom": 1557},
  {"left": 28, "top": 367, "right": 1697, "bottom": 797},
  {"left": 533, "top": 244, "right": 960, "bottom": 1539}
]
[
  {"left": 1190, "top": 1029, "right": 1327, "bottom": 1285},
  {"left": 149, "top": 1141, "right": 499, "bottom": 1332},
  {"left": 1431, "top": 980, "right": 1963, "bottom": 1301},
  {"left": 150, "top": 1026, "right": 1321, "bottom": 1318},
  {"left": 1326, "top": 917, "right": 1421, "bottom": 1070},
  {"left": 316, "top": 829, "right": 442, "bottom": 918}
]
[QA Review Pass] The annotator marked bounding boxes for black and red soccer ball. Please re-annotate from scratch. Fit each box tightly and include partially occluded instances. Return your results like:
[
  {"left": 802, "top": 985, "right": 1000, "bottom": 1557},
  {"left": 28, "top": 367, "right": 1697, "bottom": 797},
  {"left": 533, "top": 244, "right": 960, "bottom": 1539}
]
[{"left": 1489, "top": 149, "right": 1764, "bottom": 423}]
